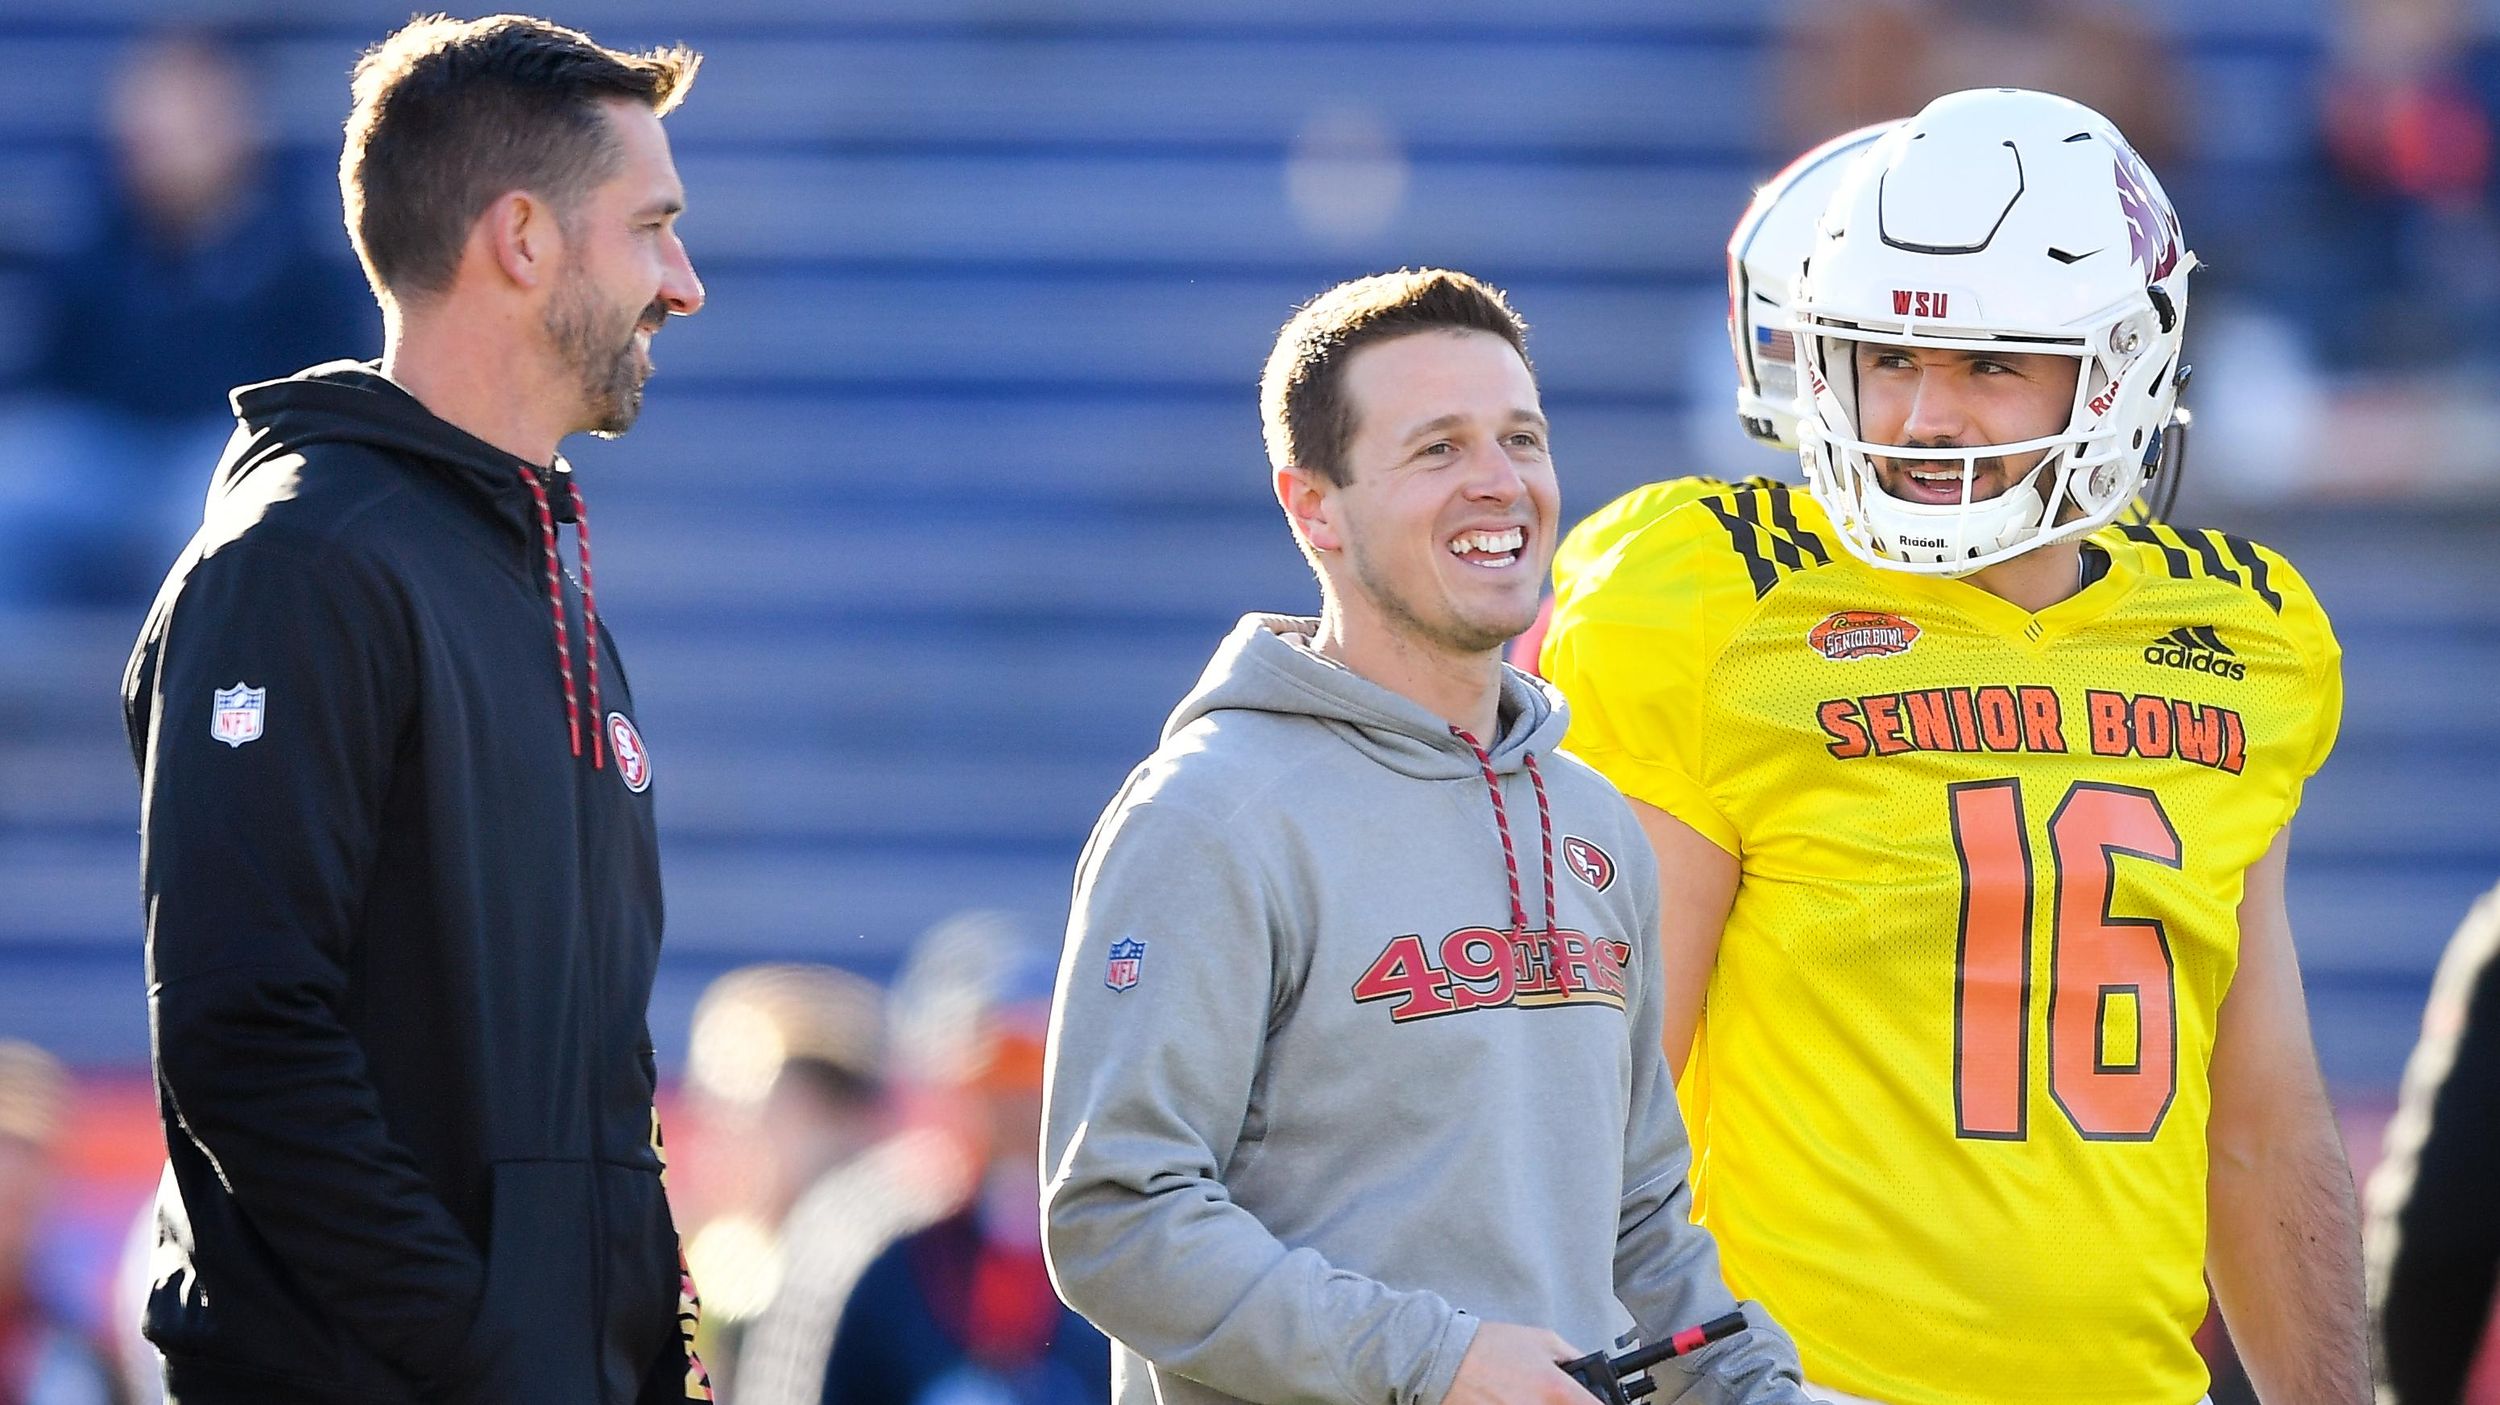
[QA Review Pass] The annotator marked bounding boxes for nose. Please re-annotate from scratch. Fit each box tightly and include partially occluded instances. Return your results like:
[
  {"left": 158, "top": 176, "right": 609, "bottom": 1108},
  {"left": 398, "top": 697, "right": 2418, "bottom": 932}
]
[
  {"left": 1462, "top": 438, "right": 1529, "bottom": 504},
  {"left": 1897, "top": 366, "right": 1965, "bottom": 448},
  {"left": 660, "top": 234, "right": 704, "bottom": 317}
]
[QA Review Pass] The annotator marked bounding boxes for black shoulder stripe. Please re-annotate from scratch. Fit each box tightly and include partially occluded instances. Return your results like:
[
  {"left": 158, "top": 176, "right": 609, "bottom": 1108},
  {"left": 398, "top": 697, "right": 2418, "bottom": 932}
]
[
  {"left": 1705, "top": 485, "right": 1831, "bottom": 600},
  {"left": 2218, "top": 533, "right": 2285, "bottom": 613},
  {"left": 2122, "top": 524, "right": 2285, "bottom": 614},
  {"left": 1732, "top": 487, "right": 1807, "bottom": 571},
  {"left": 1703, "top": 498, "right": 1780, "bottom": 599},
  {"left": 1762, "top": 484, "right": 1832, "bottom": 565},
  {"left": 2117, "top": 523, "right": 2192, "bottom": 580},
  {"left": 2182, "top": 529, "right": 2246, "bottom": 590}
]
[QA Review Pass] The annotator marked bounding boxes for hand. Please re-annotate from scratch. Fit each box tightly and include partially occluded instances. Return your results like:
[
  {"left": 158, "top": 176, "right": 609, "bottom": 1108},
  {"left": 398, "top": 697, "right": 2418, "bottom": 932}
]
[{"left": 1445, "top": 1320, "right": 1588, "bottom": 1404}]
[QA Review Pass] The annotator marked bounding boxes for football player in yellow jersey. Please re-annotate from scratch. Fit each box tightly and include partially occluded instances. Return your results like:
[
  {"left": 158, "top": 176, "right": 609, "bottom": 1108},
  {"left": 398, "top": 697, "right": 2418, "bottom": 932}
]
[{"left": 1541, "top": 89, "right": 2367, "bottom": 1404}]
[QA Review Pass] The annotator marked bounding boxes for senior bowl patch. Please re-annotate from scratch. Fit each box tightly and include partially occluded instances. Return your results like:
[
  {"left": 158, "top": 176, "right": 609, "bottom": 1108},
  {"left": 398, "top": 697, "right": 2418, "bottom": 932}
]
[
  {"left": 1810, "top": 610, "right": 1921, "bottom": 661},
  {"left": 1105, "top": 938, "right": 1146, "bottom": 992}
]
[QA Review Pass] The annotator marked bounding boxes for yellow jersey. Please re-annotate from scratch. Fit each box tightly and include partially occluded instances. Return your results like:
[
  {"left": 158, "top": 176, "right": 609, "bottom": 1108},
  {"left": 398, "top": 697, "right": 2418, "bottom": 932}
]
[{"left": 1540, "top": 480, "right": 2340, "bottom": 1405}]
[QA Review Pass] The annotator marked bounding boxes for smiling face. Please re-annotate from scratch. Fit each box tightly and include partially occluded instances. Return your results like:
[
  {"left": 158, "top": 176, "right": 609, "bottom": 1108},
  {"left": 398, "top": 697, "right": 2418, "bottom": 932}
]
[
  {"left": 544, "top": 98, "right": 702, "bottom": 438},
  {"left": 1852, "top": 341, "right": 2080, "bottom": 504},
  {"left": 1300, "top": 329, "right": 1558, "bottom": 659}
]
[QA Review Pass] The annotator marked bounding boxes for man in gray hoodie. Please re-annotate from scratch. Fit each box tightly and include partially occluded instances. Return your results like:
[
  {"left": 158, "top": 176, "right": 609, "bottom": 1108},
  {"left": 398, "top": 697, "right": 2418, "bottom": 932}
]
[{"left": 1041, "top": 269, "right": 1809, "bottom": 1405}]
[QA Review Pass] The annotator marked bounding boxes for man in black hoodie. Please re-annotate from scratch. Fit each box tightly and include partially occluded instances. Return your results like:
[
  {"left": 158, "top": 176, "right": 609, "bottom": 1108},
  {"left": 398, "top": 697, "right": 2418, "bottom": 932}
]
[{"left": 123, "top": 15, "right": 708, "bottom": 1404}]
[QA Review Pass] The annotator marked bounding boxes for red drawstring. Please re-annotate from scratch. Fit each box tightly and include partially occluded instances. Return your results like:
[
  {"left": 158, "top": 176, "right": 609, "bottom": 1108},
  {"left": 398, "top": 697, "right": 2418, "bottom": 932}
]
[
  {"left": 518, "top": 468, "right": 580, "bottom": 759},
  {"left": 518, "top": 466, "right": 603, "bottom": 768},
  {"left": 570, "top": 476, "right": 605, "bottom": 769},
  {"left": 1450, "top": 728, "right": 1560, "bottom": 975},
  {"left": 1524, "top": 749, "right": 1555, "bottom": 940}
]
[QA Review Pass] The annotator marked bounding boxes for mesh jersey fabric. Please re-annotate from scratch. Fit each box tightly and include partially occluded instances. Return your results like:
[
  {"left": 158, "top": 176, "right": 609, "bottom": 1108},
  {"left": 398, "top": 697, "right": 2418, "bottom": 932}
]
[{"left": 1541, "top": 480, "right": 2340, "bottom": 1405}]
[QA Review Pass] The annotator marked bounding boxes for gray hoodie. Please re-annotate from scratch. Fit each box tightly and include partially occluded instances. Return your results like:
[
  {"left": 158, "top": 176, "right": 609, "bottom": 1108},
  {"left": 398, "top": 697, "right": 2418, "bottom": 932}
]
[{"left": 1042, "top": 615, "right": 1806, "bottom": 1405}]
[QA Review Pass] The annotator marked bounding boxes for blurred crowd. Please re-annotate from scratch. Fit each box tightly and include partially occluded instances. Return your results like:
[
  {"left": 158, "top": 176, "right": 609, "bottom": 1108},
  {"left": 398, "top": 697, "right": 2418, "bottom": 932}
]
[
  {"left": 1, "top": 911, "right": 1112, "bottom": 1405},
  {"left": 671, "top": 913, "right": 1107, "bottom": 1405},
  {"left": 7, "top": 5, "right": 2500, "bottom": 614},
  {"left": 4, "top": 3, "right": 2500, "bottom": 1402},
  {"left": 0, "top": 30, "right": 371, "bottom": 614}
]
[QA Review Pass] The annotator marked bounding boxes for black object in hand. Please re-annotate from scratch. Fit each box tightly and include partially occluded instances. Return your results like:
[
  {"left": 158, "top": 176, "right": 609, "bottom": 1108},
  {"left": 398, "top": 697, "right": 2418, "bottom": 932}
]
[{"left": 1562, "top": 1311, "right": 1751, "bottom": 1402}]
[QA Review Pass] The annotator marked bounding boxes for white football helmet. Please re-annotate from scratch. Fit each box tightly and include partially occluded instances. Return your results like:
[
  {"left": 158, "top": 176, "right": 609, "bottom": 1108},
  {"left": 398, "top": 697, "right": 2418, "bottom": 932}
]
[
  {"left": 1793, "top": 88, "right": 2196, "bottom": 574},
  {"left": 1729, "top": 121, "right": 1899, "bottom": 450}
]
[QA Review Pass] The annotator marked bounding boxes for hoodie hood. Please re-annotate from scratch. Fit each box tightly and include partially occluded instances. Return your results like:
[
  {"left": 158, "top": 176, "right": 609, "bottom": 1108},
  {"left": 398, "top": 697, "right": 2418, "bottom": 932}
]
[
  {"left": 222, "top": 360, "right": 613, "bottom": 768},
  {"left": 222, "top": 360, "right": 577, "bottom": 538},
  {"left": 1164, "top": 614, "right": 1570, "bottom": 781}
]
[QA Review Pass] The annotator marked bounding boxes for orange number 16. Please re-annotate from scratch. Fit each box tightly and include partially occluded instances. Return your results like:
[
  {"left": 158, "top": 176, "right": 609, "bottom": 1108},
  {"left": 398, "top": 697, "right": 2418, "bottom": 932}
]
[{"left": 1949, "top": 779, "right": 2182, "bottom": 1143}]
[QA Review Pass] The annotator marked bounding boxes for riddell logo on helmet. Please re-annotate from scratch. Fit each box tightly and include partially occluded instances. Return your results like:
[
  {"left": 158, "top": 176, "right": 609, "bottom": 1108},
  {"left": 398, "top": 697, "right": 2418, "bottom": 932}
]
[
  {"left": 1891, "top": 290, "right": 1951, "bottom": 318},
  {"left": 2144, "top": 626, "right": 2245, "bottom": 680},
  {"left": 1811, "top": 611, "right": 1922, "bottom": 661}
]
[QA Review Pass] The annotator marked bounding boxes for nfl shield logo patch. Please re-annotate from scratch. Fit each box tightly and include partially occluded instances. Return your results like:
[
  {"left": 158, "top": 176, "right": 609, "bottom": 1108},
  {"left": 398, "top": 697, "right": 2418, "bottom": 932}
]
[
  {"left": 210, "top": 683, "right": 265, "bottom": 748},
  {"left": 1105, "top": 938, "right": 1146, "bottom": 992}
]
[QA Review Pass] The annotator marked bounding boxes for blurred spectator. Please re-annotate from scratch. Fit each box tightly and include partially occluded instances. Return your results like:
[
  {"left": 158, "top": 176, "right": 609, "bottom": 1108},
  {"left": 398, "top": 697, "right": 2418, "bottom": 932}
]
[
  {"left": 2315, "top": 0, "right": 2500, "bottom": 370},
  {"left": 1776, "top": 0, "right": 2179, "bottom": 169},
  {"left": 2367, "top": 879, "right": 2500, "bottom": 1402},
  {"left": 685, "top": 963, "right": 968, "bottom": 1405},
  {"left": 0, "top": 31, "right": 371, "bottom": 609},
  {"left": 821, "top": 926, "right": 1107, "bottom": 1405},
  {"left": 0, "top": 1040, "right": 124, "bottom": 1405}
]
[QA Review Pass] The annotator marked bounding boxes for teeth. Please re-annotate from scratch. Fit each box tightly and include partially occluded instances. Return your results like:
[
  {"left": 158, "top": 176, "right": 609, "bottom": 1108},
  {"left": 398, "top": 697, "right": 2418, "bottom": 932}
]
[{"left": 1448, "top": 527, "right": 1526, "bottom": 557}]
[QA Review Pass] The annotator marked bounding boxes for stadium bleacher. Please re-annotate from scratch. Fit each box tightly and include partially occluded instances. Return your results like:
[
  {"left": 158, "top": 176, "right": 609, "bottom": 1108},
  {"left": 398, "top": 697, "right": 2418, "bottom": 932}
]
[{"left": 0, "top": 0, "right": 2491, "bottom": 1099}]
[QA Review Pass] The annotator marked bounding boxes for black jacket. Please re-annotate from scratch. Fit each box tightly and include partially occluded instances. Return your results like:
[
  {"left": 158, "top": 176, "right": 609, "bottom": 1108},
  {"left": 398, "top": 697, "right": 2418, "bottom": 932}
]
[
  {"left": 2370, "top": 879, "right": 2500, "bottom": 1404},
  {"left": 124, "top": 363, "right": 699, "bottom": 1404}
]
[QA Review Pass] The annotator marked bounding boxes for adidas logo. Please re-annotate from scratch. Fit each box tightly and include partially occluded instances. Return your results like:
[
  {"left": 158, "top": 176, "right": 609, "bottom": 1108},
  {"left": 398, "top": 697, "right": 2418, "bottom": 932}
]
[{"left": 2144, "top": 625, "right": 2246, "bottom": 680}]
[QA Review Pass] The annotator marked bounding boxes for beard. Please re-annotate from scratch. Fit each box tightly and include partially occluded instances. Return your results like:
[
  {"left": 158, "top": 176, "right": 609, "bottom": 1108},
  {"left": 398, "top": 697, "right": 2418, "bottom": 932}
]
[
  {"left": 1346, "top": 540, "right": 1534, "bottom": 658},
  {"left": 546, "top": 271, "right": 664, "bottom": 438}
]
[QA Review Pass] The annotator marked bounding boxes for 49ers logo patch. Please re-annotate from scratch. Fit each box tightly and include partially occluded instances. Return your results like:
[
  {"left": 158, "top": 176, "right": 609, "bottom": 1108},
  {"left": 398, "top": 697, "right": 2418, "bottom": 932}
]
[
  {"left": 607, "top": 712, "right": 652, "bottom": 792},
  {"left": 1810, "top": 610, "right": 1921, "bottom": 661},
  {"left": 1562, "top": 836, "right": 1615, "bottom": 892},
  {"left": 1352, "top": 927, "right": 1631, "bottom": 1023}
]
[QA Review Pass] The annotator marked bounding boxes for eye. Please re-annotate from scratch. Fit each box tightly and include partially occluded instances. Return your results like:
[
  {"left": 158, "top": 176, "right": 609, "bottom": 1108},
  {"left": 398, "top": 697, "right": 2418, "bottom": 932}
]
[{"left": 1505, "top": 430, "right": 1545, "bottom": 451}]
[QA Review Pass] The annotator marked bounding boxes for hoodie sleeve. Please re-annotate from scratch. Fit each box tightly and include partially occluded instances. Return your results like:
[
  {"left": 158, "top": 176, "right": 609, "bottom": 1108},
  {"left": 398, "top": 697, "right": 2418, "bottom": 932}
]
[
  {"left": 1607, "top": 827, "right": 1811, "bottom": 1405},
  {"left": 1042, "top": 785, "right": 1478, "bottom": 1405},
  {"left": 128, "top": 537, "right": 491, "bottom": 1389}
]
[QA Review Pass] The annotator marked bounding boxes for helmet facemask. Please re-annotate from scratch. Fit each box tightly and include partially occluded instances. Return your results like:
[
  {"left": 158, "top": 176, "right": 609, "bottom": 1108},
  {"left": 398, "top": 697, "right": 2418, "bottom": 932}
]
[{"left": 1797, "top": 283, "right": 2187, "bottom": 575}]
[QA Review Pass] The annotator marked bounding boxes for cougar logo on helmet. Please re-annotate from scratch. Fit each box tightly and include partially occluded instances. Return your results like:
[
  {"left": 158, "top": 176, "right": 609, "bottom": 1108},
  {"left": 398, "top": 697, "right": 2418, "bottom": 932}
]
[{"left": 2113, "top": 150, "right": 2181, "bottom": 280}]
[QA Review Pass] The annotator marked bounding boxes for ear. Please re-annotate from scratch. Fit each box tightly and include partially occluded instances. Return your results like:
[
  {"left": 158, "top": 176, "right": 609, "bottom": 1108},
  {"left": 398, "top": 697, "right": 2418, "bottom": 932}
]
[
  {"left": 1274, "top": 463, "right": 1343, "bottom": 554},
  {"left": 479, "top": 190, "right": 565, "bottom": 291}
]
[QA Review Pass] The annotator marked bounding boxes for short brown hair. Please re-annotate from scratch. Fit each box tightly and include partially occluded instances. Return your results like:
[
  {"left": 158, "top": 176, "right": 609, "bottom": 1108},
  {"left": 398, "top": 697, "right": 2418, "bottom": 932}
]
[
  {"left": 1259, "top": 268, "right": 1533, "bottom": 487},
  {"left": 340, "top": 14, "right": 699, "bottom": 302}
]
